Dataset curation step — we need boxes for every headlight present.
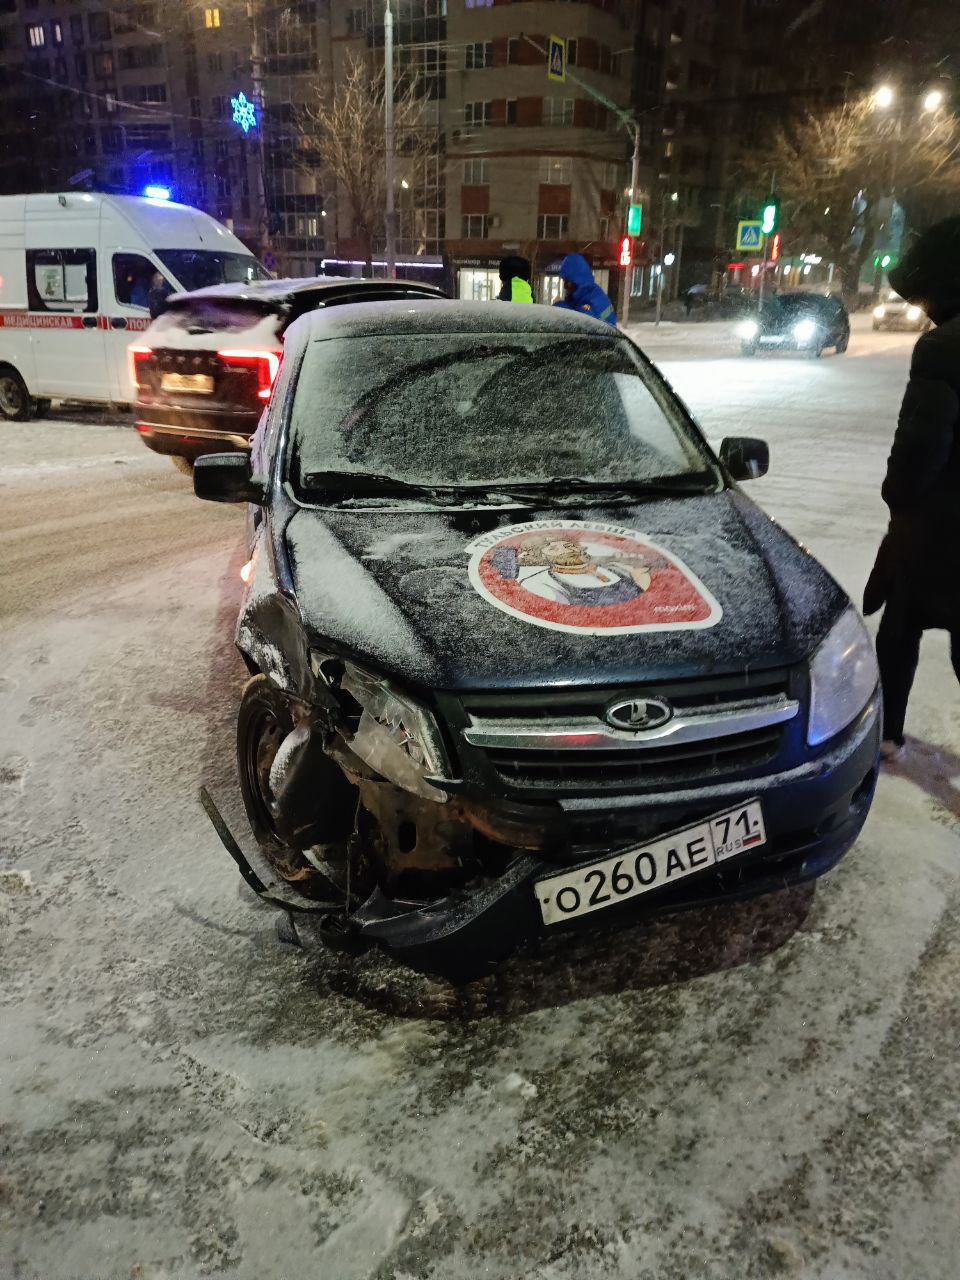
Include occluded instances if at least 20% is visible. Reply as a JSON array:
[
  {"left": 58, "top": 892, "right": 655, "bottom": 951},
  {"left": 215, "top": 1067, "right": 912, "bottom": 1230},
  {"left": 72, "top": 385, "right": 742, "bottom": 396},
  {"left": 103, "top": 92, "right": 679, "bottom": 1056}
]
[
  {"left": 335, "top": 661, "right": 450, "bottom": 801},
  {"left": 873, "top": 305, "right": 886, "bottom": 319},
  {"left": 907, "top": 306, "right": 922, "bottom": 321},
  {"left": 738, "top": 319, "right": 759, "bottom": 339},
  {"left": 807, "top": 607, "right": 879, "bottom": 746},
  {"left": 793, "top": 318, "right": 817, "bottom": 342}
]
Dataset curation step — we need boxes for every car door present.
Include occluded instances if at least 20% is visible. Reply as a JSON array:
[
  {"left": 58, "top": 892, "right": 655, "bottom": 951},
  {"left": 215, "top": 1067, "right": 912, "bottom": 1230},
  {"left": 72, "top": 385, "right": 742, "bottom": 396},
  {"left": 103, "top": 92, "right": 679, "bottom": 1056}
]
[
  {"left": 25, "top": 247, "right": 109, "bottom": 401},
  {"left": 106, "top": 250, "right": 176, "bottom": 401}
]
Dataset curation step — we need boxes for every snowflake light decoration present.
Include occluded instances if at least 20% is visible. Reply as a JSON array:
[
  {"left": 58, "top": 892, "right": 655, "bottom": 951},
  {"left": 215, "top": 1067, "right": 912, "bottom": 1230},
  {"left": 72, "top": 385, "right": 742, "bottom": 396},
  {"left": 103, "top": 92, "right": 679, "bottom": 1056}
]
[{"left": 231, "top": 92, "right": 257, "bottom": 135}]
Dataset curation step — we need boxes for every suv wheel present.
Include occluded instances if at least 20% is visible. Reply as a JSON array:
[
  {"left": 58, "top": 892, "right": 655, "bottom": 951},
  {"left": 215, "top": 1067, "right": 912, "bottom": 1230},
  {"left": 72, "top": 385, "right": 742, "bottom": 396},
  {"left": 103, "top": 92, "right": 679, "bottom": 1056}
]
[{"left": 0, "top": 368, "right": 32, "bottom": 421}]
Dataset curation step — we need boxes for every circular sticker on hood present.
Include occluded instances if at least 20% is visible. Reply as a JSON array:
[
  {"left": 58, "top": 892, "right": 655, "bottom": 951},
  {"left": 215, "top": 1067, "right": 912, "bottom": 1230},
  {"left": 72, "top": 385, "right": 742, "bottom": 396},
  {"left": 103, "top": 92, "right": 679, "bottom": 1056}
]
[{"left": 466, "top": 521, "right": 722, "bottom": 635}]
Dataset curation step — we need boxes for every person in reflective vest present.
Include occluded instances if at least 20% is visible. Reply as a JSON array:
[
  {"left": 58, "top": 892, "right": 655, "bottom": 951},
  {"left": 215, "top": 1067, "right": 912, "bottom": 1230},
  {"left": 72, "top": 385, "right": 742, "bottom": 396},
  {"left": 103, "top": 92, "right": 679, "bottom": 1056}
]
[
  {"left": 497, "top": 256, "right": 533, "bottom": 303},
  {"left": 552, "top": 253, "right": 616, "bottom": 325}
]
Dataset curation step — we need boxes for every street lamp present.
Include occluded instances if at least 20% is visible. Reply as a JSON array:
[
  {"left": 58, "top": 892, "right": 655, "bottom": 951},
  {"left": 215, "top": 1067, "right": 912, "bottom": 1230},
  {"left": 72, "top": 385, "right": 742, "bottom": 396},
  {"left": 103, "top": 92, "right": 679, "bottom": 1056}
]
[
  {"left": 873, "top": 84, "right": 895, "bottom": 109},
  {"left": 923, "top": 88, "right": 944, "bottom": 112}
]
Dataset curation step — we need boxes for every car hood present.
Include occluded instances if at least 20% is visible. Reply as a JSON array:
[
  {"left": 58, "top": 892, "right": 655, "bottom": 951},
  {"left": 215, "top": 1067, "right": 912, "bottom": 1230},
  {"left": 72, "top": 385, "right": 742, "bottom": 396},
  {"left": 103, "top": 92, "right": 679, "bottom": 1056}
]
[{"left": 284, "top": 492, "right": 846, "bottom": 691}]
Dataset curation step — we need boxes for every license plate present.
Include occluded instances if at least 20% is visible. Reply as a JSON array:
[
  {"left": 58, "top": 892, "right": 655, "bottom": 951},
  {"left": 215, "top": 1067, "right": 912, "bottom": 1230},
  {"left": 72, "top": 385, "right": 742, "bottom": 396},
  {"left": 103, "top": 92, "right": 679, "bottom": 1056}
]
[
  {"left": 536, "top": 800, "right": 767, "bottom": 926},
  {"left": 161, "top": 372, "right": 214, "bottom": 394}
]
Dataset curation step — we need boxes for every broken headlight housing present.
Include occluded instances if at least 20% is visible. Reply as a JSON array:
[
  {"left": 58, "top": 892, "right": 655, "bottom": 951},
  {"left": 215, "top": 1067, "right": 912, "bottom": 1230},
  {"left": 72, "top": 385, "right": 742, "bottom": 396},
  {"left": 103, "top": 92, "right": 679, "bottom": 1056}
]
[{"left": 311, "top": 652, "right": 451, "bottom": 801}]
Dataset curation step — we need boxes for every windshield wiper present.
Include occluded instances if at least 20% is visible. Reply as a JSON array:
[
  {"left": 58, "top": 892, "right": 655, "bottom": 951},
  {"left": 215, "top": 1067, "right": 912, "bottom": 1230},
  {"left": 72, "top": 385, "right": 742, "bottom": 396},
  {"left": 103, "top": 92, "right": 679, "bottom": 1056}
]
[
  {"left": 300, "top": 470, "right": 462, "bottom": 500},
  {"left": 480, "top": 475, "right": 719, "bottom": 500}
]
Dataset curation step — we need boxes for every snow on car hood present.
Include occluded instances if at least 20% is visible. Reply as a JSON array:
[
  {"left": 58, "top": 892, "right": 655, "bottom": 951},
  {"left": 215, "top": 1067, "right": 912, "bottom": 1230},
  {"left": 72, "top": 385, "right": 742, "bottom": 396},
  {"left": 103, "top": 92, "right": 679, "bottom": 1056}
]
[{"left": 283, "top": 492, "right": 847, "bottom": 691}]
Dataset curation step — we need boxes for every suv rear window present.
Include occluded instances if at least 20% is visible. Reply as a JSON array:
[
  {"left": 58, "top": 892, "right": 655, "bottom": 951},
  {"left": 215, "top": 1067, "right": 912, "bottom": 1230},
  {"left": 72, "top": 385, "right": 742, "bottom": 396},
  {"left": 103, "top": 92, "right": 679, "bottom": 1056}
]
[{"left": 149, "top": 298, "right": 281, "bottom": 336}]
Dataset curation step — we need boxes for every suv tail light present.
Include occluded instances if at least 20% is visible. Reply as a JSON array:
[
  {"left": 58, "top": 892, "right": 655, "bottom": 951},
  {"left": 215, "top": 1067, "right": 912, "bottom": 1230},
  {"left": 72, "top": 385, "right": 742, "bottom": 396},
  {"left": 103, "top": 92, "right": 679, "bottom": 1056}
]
[
  {"left": 128, "top": 344, "right": 153, "bottom": 389},
  {"left": 217, "top": 349, "right": 281, "bottom": 401}
]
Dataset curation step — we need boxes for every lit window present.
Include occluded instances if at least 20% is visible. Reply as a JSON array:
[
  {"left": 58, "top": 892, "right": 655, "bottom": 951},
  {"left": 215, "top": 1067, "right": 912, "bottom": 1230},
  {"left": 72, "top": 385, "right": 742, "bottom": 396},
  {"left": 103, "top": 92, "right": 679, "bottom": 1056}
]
[
  {"left": 204, "top": 7, "right": 221, "bottom": 28},
  {"left": 539, "top": 156, "right": 572, "bottom": 184},
  {"left": 27, "top": 24, "right": 45, "bottom": 48}
]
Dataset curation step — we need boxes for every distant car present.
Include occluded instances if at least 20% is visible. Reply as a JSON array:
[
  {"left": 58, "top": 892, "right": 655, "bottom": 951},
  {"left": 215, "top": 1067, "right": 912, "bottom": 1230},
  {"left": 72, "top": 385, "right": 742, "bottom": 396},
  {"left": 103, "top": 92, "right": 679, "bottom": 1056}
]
[
  {"left": 739, "top": 292, "right": 850, "bottom": 357},
  {"left": 131, "top": 276, "right": 446, "bottom": 470},
  {"left": 872, "top": 291, "right": 930, "bottom": 332},
  {"left": 193, "top": 299, "right": 880, "bottom": 977}
]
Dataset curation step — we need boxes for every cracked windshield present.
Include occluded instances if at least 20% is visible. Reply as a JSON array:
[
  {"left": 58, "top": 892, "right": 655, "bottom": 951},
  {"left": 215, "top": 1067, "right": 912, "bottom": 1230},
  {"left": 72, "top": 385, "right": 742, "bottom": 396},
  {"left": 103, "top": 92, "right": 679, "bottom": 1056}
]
[{"left": 1, "top": 0, "right": 957, "bottom": 1276}]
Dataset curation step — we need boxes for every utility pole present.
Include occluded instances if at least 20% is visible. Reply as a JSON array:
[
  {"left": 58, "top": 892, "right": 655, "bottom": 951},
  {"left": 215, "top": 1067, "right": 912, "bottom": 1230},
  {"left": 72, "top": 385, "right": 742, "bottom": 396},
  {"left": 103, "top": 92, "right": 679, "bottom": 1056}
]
[
  {"left": 618, "top": 125, "right": 641, "bottom": 328},
  {"left": 757, "top": 170, "right": 776, "bottom": 312},
  {"left": 246, "top": 0, "right": 272, "bottom": 260},
  {"left": 655, "top": 187, "right": 676, "bottom": 326},
  {"left": 384, "top": 0, "right": 397, "bottom": 279}
]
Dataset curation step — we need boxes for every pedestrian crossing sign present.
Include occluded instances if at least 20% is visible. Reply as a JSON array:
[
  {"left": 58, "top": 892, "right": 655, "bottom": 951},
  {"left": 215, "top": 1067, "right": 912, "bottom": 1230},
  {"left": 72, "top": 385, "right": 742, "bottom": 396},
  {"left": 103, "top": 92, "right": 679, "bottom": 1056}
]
[
  {"left": 736, "top": 220, "right": 763, "bottom": 252},
  {"left": 548, "top": 35, "right": 567, "bottom": 83}
]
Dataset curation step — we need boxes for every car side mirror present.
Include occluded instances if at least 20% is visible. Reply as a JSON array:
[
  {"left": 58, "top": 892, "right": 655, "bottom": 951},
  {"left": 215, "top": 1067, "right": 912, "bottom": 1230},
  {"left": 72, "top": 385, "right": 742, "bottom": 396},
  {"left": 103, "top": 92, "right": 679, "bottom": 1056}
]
[
  {"left": 194, "top": 453, "right": 266, "bottom": 504},
  {"left": 719, "top": 436, "right": 769, "bottom": 481}
]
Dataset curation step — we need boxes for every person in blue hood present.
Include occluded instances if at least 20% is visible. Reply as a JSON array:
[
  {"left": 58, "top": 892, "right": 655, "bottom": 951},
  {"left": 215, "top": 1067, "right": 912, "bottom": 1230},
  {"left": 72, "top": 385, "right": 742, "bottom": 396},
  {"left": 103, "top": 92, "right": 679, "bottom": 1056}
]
[{"left": 552, "top": 253, "right": 617, "bottom": 326}]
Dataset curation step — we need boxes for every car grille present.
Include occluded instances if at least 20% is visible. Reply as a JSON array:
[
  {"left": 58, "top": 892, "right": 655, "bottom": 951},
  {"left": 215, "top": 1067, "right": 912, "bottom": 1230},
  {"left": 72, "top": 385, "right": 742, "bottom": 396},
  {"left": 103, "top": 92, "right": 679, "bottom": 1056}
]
[{"left": 458, "top": 669, "right": 797, "bottom": 795}]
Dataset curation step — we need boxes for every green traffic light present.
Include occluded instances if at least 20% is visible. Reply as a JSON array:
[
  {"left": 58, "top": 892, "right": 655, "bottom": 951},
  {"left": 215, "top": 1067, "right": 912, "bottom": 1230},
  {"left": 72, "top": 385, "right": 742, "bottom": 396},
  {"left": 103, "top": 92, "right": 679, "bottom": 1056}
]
[
  {"left": 627, "top": 203, "right": 642, "bottom": 236},
  {"left": 881, "top": 254, "right": 892, "bottom": 269}
]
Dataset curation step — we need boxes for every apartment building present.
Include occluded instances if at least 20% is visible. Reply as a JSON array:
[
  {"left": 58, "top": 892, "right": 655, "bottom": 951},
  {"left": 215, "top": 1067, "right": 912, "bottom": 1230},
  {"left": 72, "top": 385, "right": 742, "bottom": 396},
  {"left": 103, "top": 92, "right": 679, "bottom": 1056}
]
[{"left": 445, "top": 0, "right": 637, "bottom": 301}]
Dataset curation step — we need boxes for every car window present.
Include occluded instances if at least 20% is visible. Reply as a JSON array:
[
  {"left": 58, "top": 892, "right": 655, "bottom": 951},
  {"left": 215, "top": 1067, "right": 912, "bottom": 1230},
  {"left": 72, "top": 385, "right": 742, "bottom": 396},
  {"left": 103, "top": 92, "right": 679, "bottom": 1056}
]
[
  {"left": 155, "top": 249, "right": 269, "bottom": 291},
  {"left": 288, "top": 333, "right": 716, "bottom": 492},
  {"left": 113, "top": 252, "right": 171, "bottom": 309}
]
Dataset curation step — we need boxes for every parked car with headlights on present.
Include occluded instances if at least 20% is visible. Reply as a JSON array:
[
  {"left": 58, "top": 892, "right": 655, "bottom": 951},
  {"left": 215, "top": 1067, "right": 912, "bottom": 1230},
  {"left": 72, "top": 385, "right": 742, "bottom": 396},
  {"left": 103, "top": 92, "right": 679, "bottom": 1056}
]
[
  {"left": 195, "top": 300, "right": 880, "bottom": 978},
  {"left": 739, "top": 292, "right": 850, "bottom": 357}
]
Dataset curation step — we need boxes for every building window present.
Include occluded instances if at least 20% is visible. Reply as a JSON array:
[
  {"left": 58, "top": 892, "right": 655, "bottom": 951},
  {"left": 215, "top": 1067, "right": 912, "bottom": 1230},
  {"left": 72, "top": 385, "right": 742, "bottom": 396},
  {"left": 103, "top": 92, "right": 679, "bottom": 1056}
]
[
  {"left": 602, "top": 161, "right": 621, "bottom": 190},
  {"left": 505, "top": 99, "right": 517, "bottom": 125},
  {"left": 463, "top": 101, "right": 491, "bottom": 128},
  {"left": 27, "top": 24, "right": 44, "bottom": 47},
  {"left": 463, "top": 157, "right": 489, "bottom": 185},
  {"left": 543, "top": 97, "right": 574, "bottom": 126},
  {"left": 207, "top": 51, "right": 223, "bottom": 72},
  {"left": 461, "top": 214, "right": 488, "bottom": 239},
  {"left": 204, "top": 7, "right": 221, "bottom": 28},
  {"left": 567, "top": 39, "right": 577, "bottom": 66},
  {"left": 93, "top": 52, "right": 114, "bottom": 77},
  {"left": 537, "top": 214, "right": 568, "bottom": 238},
  {"left": 599, "top": 216, "right": 610, "bottom": 240},
  {"left": 539, "top": 156, "right": 572, "bottom": 184},
  {"left": 465, "top": 40, "right": 492, "bottom": 69},
  {"left": 347, "top": 7, "right": 366, "bottom": 34},
  {"left": 70, "top": 14, "right": 84, "bottom": 44},
  {"left": 87, "top": 13, "right": 111, "bottom": 41},
  {"left": 50, "top": 20, "right": 62, "bottom": 45}
]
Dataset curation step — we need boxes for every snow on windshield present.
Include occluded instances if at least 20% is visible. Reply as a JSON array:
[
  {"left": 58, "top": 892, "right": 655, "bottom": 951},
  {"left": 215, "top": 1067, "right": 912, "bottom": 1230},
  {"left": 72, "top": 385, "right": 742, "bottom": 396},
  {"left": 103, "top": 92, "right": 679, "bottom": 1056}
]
[{"left": 289, "top": 334, "right": 713, "bottom": 490}]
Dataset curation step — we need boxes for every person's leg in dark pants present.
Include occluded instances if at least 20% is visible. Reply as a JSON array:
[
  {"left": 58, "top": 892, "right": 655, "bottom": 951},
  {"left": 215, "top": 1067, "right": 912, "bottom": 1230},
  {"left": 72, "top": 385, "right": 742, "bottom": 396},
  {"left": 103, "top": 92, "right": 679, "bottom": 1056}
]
[{"left": 876, "top": 597, "right": 924, "bottom": 744}]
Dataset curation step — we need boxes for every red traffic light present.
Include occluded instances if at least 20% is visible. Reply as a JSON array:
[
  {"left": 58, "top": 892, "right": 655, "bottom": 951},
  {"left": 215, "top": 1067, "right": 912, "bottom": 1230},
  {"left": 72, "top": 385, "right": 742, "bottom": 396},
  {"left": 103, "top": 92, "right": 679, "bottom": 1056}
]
[
  {"left": 770, "top": 232, "right": 781, "bottom": 263},
  {"left": 619, "top": 236, "right": 632, "bottom": 267}
]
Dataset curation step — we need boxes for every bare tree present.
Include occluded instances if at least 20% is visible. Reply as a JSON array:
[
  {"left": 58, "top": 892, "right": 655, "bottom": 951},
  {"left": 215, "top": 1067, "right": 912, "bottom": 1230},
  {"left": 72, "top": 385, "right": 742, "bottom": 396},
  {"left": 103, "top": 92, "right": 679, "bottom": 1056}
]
[
  {"left": 297, "top": 54, "right": 438, "bottom": 271},
  {"left": 731, "top": 94, "right": 960, "bottom": 299}
]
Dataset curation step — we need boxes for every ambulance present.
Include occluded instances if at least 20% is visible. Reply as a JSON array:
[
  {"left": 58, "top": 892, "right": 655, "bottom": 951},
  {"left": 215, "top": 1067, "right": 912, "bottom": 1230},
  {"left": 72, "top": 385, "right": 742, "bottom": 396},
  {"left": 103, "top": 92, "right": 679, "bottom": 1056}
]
[{"left": 0, "top": 192, "right": 264, "bottom": 420}]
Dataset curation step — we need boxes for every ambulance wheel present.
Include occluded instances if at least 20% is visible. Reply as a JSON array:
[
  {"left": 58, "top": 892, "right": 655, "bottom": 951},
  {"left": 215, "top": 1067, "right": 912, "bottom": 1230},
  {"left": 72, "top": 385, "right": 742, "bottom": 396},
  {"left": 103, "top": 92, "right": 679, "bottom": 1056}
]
[
  {"left": 172, "top": 456, "right": 194, "bottom": 476},
  {"left": 0, "top": 368, "right": 31, "bottom": 422},
  {"left": 33, "top": 398, "right": 52, "bottom": 418}
]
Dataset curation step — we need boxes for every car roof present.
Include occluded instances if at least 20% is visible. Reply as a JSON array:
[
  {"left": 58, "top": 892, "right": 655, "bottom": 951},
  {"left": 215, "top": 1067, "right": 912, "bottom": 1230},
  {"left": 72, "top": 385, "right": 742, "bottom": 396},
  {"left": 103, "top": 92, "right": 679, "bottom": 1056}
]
[
  {"left": 171, "top": 276, "right": 445, "bottom": 305},
  {"left": 296, "top": 298, "right": 618, "bottom": 342}
]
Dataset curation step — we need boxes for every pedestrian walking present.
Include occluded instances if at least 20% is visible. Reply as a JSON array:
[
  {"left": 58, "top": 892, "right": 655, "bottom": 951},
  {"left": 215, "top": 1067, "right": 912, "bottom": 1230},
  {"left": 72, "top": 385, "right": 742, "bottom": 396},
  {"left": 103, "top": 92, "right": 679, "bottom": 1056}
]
[
  {"left": 552, "top": 253, "right": 616, "bottom": 325},
  {"left": 863, "top": 218, "right": 960, "bottom": 761},
  {"left": 497, "top": 255, "right": 533, "bottom": 303}
]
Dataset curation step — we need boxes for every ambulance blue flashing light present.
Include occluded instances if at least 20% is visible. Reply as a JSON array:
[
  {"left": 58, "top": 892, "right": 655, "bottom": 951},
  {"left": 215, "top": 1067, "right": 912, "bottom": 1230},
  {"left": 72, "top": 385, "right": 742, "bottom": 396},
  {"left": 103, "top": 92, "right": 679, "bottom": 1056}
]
[{"left": 143, "top": 185, "right": 172, "bottom": 201}]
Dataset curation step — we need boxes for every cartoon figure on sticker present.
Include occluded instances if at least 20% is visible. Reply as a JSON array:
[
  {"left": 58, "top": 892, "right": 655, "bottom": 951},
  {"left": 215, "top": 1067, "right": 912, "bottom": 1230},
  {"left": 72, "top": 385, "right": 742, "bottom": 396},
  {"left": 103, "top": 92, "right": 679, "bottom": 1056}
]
[{"left": 467, "top": 522, "right": 722, "bottom": 635}]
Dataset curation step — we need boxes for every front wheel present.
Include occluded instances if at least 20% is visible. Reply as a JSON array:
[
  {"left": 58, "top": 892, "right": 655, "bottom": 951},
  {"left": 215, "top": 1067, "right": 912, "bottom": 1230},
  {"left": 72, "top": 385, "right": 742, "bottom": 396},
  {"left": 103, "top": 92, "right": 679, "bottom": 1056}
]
[
  {"left": 0, "top": 368, "right": 32, "bottom": 421},
  {"left": 836, "top": 333, "right": 849, "bottom": 354}
]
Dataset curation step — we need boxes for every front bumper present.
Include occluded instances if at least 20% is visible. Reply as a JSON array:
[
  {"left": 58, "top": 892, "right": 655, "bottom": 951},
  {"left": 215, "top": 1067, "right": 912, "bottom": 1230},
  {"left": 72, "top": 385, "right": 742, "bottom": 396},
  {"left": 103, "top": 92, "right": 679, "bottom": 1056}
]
[{"left": 290, "top": 695, "right": 881, "bottom": 976}]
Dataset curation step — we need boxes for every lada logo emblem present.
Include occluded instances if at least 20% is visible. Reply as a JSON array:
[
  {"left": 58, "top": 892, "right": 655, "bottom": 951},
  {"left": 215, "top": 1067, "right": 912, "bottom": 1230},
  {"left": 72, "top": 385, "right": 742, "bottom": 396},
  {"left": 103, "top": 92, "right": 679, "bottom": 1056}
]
[{"left": 606, "top": 697, "right": 673, "bottom": 732}]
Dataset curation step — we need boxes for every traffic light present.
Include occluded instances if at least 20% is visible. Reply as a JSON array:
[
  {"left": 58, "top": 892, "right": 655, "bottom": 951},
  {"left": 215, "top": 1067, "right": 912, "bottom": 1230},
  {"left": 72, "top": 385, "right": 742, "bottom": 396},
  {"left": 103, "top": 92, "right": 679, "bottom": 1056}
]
[
  {"left": 627, "top": 203, "right": 643, "bottom": 236},
  {"left": 760, "top": 195, "right": 780, "bottom": 236},
  {"left": 770, "top": 232, "right": 781, "bottom": 262},
  {"left": 619, "top": 236, "right": 632, "bottom": 267}
]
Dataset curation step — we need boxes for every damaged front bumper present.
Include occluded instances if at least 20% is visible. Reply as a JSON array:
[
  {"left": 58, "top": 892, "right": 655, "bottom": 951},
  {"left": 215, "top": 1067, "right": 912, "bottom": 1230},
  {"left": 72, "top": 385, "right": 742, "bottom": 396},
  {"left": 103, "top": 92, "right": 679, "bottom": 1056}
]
[{"left": 206, "top": 696, "right": 880, "bottom": 977}]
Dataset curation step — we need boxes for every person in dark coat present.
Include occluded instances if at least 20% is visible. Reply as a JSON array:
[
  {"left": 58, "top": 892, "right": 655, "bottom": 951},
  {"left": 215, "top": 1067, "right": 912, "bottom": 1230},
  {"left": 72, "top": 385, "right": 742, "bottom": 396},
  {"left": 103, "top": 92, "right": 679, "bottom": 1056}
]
[
  {"left": 552, "top": 253, "right": 616, "bottom": 325},
  {"left": 497, "top": 255, "right": 533, "bottom": 303},
  {"left": 863, "top": 217, "right": 960, "bottom": 760}
]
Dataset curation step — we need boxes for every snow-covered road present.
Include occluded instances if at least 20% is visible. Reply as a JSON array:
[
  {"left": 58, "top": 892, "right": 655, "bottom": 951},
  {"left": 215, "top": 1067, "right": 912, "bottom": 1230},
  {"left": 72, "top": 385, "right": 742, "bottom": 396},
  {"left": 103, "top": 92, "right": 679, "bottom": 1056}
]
[{"left": 3, "top": 320, "right": 960, "bottom": 1279}]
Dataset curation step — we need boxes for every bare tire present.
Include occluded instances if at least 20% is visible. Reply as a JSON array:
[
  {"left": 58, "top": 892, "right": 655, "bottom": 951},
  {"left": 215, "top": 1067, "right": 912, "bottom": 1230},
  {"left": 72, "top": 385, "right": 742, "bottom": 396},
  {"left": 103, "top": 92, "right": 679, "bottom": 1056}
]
[
  {"left": 0, "top": 368, "right": 32, "bottom": 422},
  {"left": 172, "top": 456, "right": 194, "bottom": 476}
]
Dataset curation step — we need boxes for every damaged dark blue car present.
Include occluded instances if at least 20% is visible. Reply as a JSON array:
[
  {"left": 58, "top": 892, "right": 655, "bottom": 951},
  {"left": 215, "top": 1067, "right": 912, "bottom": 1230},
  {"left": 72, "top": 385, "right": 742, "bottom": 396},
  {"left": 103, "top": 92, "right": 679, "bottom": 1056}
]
[{"left": 195, "top": 301, "right": 880, "bottom": 978}]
